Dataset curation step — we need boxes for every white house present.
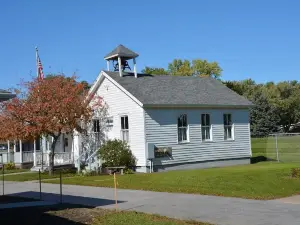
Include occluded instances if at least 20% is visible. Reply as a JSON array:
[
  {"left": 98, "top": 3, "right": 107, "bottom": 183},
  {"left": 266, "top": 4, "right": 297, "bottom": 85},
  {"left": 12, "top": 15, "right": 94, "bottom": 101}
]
[
  {"left": 80, "top": 45, "right": 253, "bottom": 173},
  {"left": 1, "top": 46, "right": 253, "bottom": 173}
]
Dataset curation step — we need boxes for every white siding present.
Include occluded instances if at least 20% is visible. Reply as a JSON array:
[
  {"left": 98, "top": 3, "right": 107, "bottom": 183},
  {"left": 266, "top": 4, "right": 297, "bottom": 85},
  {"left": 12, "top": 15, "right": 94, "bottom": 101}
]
[
  {"left": 96, "top": 77, "right": 146, "bottom": 166},
  {"left": 145, "top": 108, "right": 251, "bottom": 166}
]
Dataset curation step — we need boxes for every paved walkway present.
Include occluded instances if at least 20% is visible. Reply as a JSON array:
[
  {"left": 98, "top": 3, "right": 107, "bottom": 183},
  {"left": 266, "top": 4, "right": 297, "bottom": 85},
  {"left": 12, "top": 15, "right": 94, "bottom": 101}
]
[{"left": 3, "top": 181, "right": 300, "bottom": 225}]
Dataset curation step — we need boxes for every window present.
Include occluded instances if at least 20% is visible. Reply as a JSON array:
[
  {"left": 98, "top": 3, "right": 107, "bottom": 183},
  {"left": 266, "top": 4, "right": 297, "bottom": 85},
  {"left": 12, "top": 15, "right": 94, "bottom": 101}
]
[
  {"left": 106, "top": 117, "right": 113, "bottom": 128},
  {"left": 201, "top": 114, "right": 211, "bottom": 141},
  {"left": 64, "top": 138, "right": 68, "bottom": 147},
  {"left": 120, "top": 115, "right": 129, "bottom": 142},
  {"left": 178, "top": 114, "right": 188, "bottom": 142},
  {"left": 224, "top": 114, "right": 233, "bottom": 140},
  {"left": 93, "top": 119, "right": 100, "bottom": 133}
]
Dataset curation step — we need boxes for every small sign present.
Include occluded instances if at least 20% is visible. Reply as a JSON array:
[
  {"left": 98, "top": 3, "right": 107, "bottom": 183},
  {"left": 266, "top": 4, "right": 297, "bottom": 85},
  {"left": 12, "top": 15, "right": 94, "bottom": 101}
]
[{"left": 154, "top": 147, "right": 172, "bottom": 158}]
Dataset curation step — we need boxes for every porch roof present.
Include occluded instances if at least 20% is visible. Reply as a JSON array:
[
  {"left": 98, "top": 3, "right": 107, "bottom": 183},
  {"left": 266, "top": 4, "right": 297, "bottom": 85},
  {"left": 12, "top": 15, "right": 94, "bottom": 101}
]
[{"left": 0, "top": 89, "right": 15, "bottom": 102}]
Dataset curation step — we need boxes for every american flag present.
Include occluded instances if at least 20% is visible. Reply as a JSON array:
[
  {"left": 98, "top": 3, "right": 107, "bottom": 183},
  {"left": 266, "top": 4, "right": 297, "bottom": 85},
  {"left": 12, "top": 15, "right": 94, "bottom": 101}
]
[{"left": 36, "top": 48, "right": 44, "bottom": 80}]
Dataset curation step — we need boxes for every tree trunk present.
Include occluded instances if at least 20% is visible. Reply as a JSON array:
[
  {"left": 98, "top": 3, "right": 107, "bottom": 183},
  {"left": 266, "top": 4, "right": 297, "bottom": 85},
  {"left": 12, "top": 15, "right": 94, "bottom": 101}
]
[
  {"left": 283, "top": 124, "right": 290, "bottom": 133},
  {"left": 49, "top": 135, "right": 59, "bottom": 176}
]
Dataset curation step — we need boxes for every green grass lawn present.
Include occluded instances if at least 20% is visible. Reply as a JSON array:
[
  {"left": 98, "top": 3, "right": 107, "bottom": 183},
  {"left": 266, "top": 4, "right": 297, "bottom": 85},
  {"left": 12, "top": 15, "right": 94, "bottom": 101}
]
[
  {"left": 93, "top": 211, "right": 210, "bottom": 225},
  {"left": 0, "top": 203, "right": 211, "bottom": 225},
  {"left": 251, "top": 135, "right": 300, "bottom": 162},
  {"left": 43, "top": 162, "right": 300, "bottom": 200},
  {"left": 2, "top": 171, "right": 77, "bottom": 181},
  {"left": 3, "top": 169, "right": 30, "bottom": 174}
]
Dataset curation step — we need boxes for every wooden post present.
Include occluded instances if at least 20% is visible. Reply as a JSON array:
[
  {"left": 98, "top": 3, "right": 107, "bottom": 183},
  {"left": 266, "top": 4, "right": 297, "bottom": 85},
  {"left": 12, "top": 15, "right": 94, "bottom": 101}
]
[
  {"left": 13, "top": 140, "right": 16, "bottom": 153},
  {"left": 2, "top": 155, "right": 4, "bottom": 196},
  {"left": 118, "top": 56, "right": 122, "bottom": 77},
  {"left": 60, "top": 171, "right": 62, "bottom": 204},
  {"left": 107, "top": 61, "right": 110, "bottom": 71},
  {"left": 133, "top": 58, "right": 137, "bottom": 78},
  {"left": 114, "top": 172, "right": 118, "bottom": 210},
  {"left": 39, "top": 169, "right": 42, "bottom": 200},
  {"left": 33, "top": 140, "right": 37, "bottom": 167}
]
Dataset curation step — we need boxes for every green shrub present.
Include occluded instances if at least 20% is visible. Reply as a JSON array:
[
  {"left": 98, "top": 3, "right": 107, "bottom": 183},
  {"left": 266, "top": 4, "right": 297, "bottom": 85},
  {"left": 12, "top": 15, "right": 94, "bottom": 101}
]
[
  {"left": 124, "top": 168, "right": 134, "bottom": 174},
  {"left": 98, "top": 139, "right": 137, "bottom": 168},
  {"left": 5, "top": 162, "right": 16, "bottom": 170},
  {"left": 291, "top": 168, "right": 300, "bottom": 178}
]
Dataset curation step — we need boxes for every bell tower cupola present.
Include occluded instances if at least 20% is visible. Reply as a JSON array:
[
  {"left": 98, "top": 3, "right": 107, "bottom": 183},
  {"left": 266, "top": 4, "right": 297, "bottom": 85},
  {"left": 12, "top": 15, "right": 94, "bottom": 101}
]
[{"left": 104, "top": 44, "right": 139, "bottom": 78}]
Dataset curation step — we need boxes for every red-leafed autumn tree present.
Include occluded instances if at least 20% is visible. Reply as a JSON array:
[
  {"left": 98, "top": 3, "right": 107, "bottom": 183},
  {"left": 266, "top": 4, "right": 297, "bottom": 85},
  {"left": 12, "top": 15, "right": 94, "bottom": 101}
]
[{"left": 0, "top": 75, "right": 102, "bottom": 175}]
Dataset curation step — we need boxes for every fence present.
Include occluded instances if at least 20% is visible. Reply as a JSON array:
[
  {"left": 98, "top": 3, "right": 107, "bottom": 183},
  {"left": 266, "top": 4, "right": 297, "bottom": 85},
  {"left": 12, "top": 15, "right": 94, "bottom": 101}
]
[
  {"left": 0, "top": 152, "right": 14, "bottom": 164},
  {"left": 22, "top": 151, "right": 34, "bottom": 163},
  {"left": 252, "top": 133, "right": 300, "bottom": 162},
  {"left": 54, "top": 152, "right": 72, "bottom": 165}
]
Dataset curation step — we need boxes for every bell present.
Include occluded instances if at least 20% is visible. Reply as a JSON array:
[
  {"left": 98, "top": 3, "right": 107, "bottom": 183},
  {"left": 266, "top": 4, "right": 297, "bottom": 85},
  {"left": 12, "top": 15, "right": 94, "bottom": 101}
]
[{"left": 113, "top": 59, "right": 131, "bottom": 71}]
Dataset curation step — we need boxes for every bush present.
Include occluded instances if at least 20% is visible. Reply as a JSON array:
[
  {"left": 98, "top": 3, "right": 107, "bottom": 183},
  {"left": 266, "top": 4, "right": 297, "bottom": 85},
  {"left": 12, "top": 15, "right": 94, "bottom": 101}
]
[
  {"left": 5, "top": 162, "right": 16, "bottom": 170},
  {"left": 124, "top": 168, "right": 134, "bottom": 174},
  {"left": 98, "top": 139, "right": 137, "bottom": 168},
  {"left": 291, "top": 168, "right": 300, "bottom": 178}
]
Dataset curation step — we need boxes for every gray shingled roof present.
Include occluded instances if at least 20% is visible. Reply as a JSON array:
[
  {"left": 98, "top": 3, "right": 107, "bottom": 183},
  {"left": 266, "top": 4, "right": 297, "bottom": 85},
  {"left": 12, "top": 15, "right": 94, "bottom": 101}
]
[
  {"left": 104, "top": 45, "right": 139, "bottom": 60},
  {"left": 0, "top": 89, "right": 15, "bottom": 102},
  {"left": 104, "top": 71, "right": 253, "bottom": 107}
]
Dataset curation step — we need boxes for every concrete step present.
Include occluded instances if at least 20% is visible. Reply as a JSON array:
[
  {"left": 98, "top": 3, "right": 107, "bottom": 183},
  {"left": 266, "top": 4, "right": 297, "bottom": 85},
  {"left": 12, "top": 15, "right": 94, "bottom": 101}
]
[{"left": 30, "top": 166, "right": 48, "bottom": 172}]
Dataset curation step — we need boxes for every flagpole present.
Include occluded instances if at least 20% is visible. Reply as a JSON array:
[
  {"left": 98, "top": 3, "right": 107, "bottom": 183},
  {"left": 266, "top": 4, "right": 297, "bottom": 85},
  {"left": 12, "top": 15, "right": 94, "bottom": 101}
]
[
  {"left": 35, "top": 46, "right": 39, "bottom": 78},
  {"left": 35, "top": 46, "right": 39, "bottom": 169}
]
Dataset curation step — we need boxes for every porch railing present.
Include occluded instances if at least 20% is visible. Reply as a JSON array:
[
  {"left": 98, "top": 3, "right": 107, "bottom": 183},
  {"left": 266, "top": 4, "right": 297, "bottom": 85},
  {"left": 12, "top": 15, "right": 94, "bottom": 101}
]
[
  {"left": 36, "top": 151, "right": 48, "bottom": 166},
  {"left": 0, "top": 152, "right": 14, "bottom": 164},
  {"left": 54, "top": 152, "right": 73, "bottom": 165},
  {"left": 22, "top": 151, "right": 34, "bottom": 163}
]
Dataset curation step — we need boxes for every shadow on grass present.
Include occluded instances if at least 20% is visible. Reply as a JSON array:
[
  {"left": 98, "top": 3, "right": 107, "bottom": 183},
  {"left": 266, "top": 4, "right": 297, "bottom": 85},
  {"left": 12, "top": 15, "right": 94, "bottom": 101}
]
[
  {"left": 0, "top": 192, "right": 126, "bottom": 225},
  {"left": 0, "top": 203, "right": 93, "bottom": 225}
]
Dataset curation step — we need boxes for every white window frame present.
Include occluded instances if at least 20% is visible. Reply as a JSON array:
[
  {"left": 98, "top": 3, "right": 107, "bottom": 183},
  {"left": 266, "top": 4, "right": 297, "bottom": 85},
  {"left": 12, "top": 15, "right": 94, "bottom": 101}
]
[
  {"left": 120, "top": 115, "right": 129, "bottom": 142},
  {"left": 106, "top": 116, "right": 114, "bottom": 128},
  {"left": 92, "top": 118, "right": 101, "bottom": 141},
  {"left": 177, "top": 114, "right": 189, "bottom": 143},
  {"left": 201, "top": 114, "right": 212, "bottom": 141},
  {"left": 224, "top": 114, "right": 234, "bottom": 140},
  {"left": 92, "top": 119, "right": 101, "bottom": 133}
]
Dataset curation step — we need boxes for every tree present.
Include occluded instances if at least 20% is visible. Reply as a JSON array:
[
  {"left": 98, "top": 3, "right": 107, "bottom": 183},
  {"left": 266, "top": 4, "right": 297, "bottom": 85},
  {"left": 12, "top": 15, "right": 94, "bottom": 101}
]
[
  {"left": 141, "top": 67, "right": 169, "bottom": 75},
  {"left": 192, "top": 59, "right": 222, "bottom": 78},
  {"left": 263, "top": 81, "right": 300, "bottom": 132},
  {"left": 143, "top": 58, "right": 222, "bottom": 78},
  {"left": 0, "top": 75, "right": 100, "bottom": 175},
  {"left": 250, "top": 91, "right": 280, "bottom": 136},
  {"left": 46, "top": 74, "right": 91, "bottom": 90},
  {"left": 168, "top": 59, "right": 193, "bottom": 76}
]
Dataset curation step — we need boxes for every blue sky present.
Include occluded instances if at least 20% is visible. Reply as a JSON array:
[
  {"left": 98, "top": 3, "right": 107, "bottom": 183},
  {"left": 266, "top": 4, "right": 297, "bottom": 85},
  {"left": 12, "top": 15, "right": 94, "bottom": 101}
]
[{"left": 1, "top": 0, "right": 300, "bottom": 89}]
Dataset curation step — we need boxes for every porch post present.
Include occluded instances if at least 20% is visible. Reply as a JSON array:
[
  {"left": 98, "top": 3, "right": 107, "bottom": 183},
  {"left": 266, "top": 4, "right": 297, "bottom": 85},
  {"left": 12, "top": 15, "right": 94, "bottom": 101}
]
[
  {"left": 7, "top": 140, "right": 10, "bottom": 162},
  {"left": 13, "top": 140, "right": 16, "bottom": 153},
  {"left": 47, "top": 137, "right": 50, "bottom": 166},
  {"left": 7, "top": 140, "right": 10, "bottom": 153},
  {"left": 33, "top": 140, "right": 37, "bottom": 167},
  {"left": 72, "top": 135, "right": 75, "bottom": 164},
  {"left": 19, "top": 140, "right": 23, "bottom": 163}
]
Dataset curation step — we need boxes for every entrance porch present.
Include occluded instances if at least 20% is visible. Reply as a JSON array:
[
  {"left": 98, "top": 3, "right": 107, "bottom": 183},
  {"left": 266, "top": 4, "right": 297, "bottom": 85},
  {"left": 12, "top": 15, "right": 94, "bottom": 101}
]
[{"left": 0, "top": 134, "right": 75, "bottom": 171}]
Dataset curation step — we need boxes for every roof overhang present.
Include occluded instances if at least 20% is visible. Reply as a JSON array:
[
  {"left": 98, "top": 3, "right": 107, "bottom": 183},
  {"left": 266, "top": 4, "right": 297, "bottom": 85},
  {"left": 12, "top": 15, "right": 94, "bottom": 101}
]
[
  {"left": 143, "top": 104, "right": 254, "bottom": 109},
  {"left": 87, "top": 71, "right": 144, "bottom": 107},
  {"left": 0, "top": 92, "right": 16, "bottom": 102}
]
